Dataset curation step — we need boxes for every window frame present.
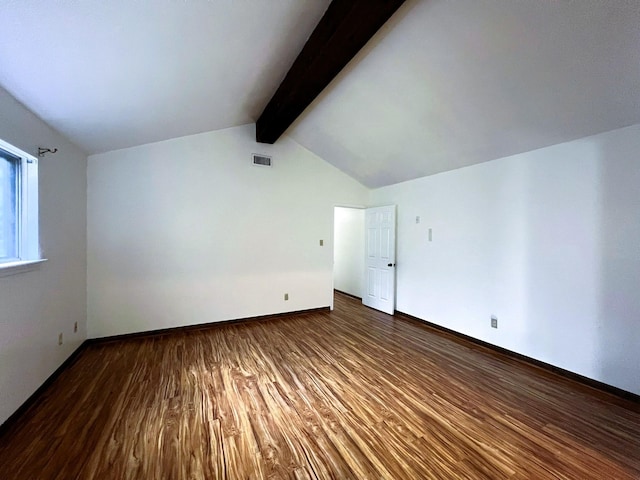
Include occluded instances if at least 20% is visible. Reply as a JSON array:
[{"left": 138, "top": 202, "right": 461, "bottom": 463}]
[
  {"left": 0, "top": 148, "right": 19, "bottom": 262},
  {"left": 0, "top": 138, "right": 44, "bottom": 276}
]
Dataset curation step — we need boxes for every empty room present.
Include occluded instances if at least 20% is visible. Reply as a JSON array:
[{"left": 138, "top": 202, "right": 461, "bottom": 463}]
[{"left": 1, "top": 0, "right": 639, "bottom": 478}]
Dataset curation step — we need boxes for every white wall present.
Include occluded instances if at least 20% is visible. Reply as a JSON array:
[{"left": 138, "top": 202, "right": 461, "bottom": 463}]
[
  {"left": 87, "top": 124, "right": 368, "bottom": 338},
  {"left": 371, "top": 124, "right": 640, "bottom": 395},
  {"left": 0, "top": 87, "right": 87, "bottom": 424},
  {"left": 333, "top": 207, "right": 364, "bottom": 297}
]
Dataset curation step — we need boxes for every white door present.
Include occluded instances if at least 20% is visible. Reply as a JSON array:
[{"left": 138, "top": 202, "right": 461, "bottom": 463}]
[{"left": 363, "top": 205, "right": 396, "bottom": 314}]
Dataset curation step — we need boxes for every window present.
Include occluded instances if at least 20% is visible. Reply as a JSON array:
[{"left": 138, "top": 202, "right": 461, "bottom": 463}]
[{"left": 0, "top": 138, "right": 40, "bottom": 271}]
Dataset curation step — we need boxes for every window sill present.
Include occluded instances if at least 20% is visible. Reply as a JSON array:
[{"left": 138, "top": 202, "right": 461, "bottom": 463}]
[{"left": 0, "top": 259, "right": 48, "bottom": 278}]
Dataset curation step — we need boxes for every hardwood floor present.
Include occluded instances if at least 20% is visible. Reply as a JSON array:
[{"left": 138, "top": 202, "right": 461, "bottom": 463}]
[{"left": 1, "top": 292, "right": 639, "bottom": 479}]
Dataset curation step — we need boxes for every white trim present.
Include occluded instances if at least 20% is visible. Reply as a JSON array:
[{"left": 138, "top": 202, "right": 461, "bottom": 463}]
[{"left": 0, "top": 258, "right": 47, "bottom": 277}]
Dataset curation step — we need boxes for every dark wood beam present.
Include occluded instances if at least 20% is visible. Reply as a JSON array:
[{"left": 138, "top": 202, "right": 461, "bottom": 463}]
[{"left": 256, "top": 0, "right": 406, "bottom": 144}]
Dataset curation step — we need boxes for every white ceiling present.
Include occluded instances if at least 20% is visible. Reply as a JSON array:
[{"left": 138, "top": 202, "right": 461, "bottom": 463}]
[
  {"left": 0, "top": 0, "right": 330, "bottom": 154},
  {"left": 2, "top": 1, "right": 640, "bottom": 188},
  {"left": 289, "top": 0, "right": 640, "bottom": 187}
]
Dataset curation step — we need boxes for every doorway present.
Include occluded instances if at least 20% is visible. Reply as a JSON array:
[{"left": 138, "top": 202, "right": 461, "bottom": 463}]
[
  {"left": 333, "top": 206, "right": 365, "bottom": 299},
  {"left": 333, "top": 205, "right": 397, "bottom": 314}
]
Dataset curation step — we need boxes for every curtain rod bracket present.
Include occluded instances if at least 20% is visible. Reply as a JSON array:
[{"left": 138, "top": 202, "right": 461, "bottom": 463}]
[{"left": 37, "top": 147, "right": 58, "bottom": 157}]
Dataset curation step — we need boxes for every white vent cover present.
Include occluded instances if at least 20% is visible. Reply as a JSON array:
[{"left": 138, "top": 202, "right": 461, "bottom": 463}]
[{"left": 252, "top": 154, "right": 272, "bottom": 167}]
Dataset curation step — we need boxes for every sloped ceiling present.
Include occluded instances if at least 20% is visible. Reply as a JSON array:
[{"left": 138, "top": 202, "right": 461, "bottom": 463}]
[
  {"left": 289, "top": 0, "right": 640, "bottom": 187},
  {"left": 0, "top": 0, "right": 331, "bottom": 154},
  {"left": 1, "top": 1, "right": 639, "bottom": 188}
]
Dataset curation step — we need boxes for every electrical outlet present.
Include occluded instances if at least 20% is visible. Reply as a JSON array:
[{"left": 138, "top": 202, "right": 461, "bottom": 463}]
[
  {"left": 491, "top": 316, "right": 498, "bottom": 329},
  {"left": 74, "top": 321, "right": 78, "bottom": 333},
  {"left": 58, "top": 333, "right": 63, "bottom": 345},
  {"left": 428, "top": 228, "right": 433, "bottom": 242},
  {"left": 416, "top": 216, "right": 420, "bottom": 224},
  {"left": 284, "top": 293, "right": 289, "bottom": 301}
]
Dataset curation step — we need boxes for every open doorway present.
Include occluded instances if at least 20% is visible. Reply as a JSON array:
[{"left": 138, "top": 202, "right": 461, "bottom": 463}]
[{"left": 333, "top": 206, "right": 365, "bottom": 299}]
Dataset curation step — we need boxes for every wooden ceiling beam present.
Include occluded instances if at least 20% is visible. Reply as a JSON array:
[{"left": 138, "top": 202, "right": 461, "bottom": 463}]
[{"left": 256, "top": 0, "right": 406, "bottom": 144}]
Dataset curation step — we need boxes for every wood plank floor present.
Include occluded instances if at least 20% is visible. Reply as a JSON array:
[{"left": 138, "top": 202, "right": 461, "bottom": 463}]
[{"left": 1, "top": 292, "right": 639, "bottom": 479}]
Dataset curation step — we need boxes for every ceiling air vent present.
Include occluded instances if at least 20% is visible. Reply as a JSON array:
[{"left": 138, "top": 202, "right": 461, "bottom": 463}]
[{"left": 252, "top": 154, "right": 272, "bottom": 167}]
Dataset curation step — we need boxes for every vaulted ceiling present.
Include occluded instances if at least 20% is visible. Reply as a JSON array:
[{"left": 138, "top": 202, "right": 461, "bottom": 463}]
[
  {"left": 2, "top": 1, "right": 639, "bottom": 188},
  {"left": 0, "top": 0, "right": 331, "bottom": 154}
]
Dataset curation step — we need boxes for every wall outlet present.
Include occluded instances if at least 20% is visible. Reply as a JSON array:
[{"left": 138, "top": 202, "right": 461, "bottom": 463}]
[
  {"left": 491, "top": 316, "right": 498, "bottom": 329},
  {"left": 58, "top": 333, "right": 63, "bottom": 345},
  {"left": 416, "top": 216, "right": 420, "bottom": 224},
  {"left": 284, "top": 293, "right": 289, "bottom": 301},
  {"left": 428, "top": 228, "right": 433, "bottom": 242},
  {"left": 74, "top": 321, "right": 78, "bottom": 333}
]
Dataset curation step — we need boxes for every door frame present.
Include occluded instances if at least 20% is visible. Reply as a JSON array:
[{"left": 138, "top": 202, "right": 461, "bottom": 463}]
[{"left": 331, "top": 204, "right": 366, "bottom": 311}]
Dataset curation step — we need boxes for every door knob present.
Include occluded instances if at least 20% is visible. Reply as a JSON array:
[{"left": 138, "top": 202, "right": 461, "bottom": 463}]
[{"left": 387, "top": 263, "right": 396, "bottom": 267}]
